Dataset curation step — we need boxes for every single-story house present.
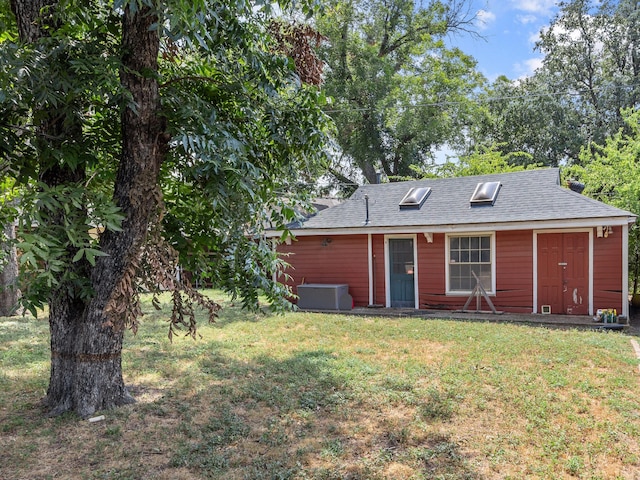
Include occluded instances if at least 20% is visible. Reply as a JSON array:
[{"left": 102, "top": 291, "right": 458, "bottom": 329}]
[{"left": 271, "top": 168, "right": 637, "bottom": 317}]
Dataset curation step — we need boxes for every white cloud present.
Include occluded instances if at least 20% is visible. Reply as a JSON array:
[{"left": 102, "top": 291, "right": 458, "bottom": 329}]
[
  {"left": 476, "top": 9, "right": 496, "bottom": 31},
  {"left": 510, "top": 0, "right": 557, "bottom": 14},
  {"left": 547, "top": 23, "right": 585, "bottom": 42},
  {"left": 516, "top": 14, "right": 538, "bottom": 25},
  {"left": 514, "top": 57, "right": 544, "bottom": 79}
]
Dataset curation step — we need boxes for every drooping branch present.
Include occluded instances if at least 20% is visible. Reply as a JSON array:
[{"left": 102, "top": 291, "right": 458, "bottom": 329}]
[
  {"left": 329, "top": 167, "right": 357, "bottom": 189},
  {"left": 268, "top": 21, "right": 327, "bottom": 86},
  {"left": 99, "top": 1, "right": 220, "bottom": 336}
]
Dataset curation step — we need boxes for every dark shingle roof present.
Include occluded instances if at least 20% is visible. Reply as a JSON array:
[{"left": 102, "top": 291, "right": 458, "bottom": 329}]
[{"left": 297, "top": 168, "right": 635, "bottom": 231}]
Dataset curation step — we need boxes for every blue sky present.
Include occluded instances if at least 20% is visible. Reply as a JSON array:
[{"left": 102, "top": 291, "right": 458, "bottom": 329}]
[{"left": 448, "top": 0, "right": 560, "bottom": 81}]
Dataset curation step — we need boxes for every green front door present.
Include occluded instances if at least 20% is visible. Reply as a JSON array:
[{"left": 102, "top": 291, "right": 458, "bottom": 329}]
[{"left": 389, "top": 238, "right": 415, "bottom": 308}]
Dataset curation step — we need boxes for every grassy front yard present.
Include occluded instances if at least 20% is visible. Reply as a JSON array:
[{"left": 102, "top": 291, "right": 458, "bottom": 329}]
[{"left": 1, "top": 291, "right": 639, "bottom": 479}]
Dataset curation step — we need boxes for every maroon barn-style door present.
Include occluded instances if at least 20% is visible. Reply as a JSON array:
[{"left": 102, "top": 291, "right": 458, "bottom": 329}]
[{"left": 537, "top": 232, "right": 589, "bottom": 315}]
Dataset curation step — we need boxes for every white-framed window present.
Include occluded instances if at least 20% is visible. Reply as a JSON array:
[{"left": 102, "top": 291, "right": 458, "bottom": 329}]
[{"left": 446, "top": 233, "right": 495, "bottom": 294}]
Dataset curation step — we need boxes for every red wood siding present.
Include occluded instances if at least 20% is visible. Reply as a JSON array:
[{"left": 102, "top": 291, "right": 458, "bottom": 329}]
[
  {"left": 417, "top": 233, "right": 452, "bottom": 309},
  {"left": 278, "top": 235, "right": 369, "bottom": 306},
  {"left": 495, "top": 230, "right": 534, "bottom": 313},
  {"left": 279, "top": 227, "right": 626, "bottom": 315},
  {"left": 416, "top": 231, "right": 534, "bottom": 312},
  {"left": 593, "top": 227, "right": 624, "bottom": 313},
  {"left": 371, "top": 235, "right": 386, "bottom": 306}
]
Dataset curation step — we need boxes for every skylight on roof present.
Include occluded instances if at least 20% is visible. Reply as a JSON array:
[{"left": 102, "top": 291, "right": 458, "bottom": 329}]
[
  {"left": 399, "top": 187, "right": 431, "bottom": 209},
  {"left": 470, "top": 181, "right": 501, "bottom": 206}
]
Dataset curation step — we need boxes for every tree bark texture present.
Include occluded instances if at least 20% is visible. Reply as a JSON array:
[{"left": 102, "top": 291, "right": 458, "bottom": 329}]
[
  {"left": 0, "top": 215, "right": 19, "bottom": 317},
  {"left": 10, "top": 0, "right": 57, "bottom": 43},
  {"left": 44, "top": 289, "right": 134, "bottom": 417},
  {"left": 48, "top": 3, "right": 166, "bottom": 417},
  {"left": 11, "top": 0, "right": 166, "bottom": 416}
]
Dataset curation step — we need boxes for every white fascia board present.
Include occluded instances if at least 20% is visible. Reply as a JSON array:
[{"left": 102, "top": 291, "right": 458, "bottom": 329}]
[{"left": 267, "top": 216, "right": 635, "bottom": 238}]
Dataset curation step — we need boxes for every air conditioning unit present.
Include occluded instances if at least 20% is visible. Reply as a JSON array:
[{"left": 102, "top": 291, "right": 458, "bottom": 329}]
[{"left": 297, "top": 284, "right": 352, "bottom": 310}]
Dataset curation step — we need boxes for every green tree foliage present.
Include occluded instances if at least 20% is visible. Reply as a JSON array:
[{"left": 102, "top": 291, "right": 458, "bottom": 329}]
[
  {"left": 469, "top": 74, "right": 585, "bottom": 167},
  {"left": 414, "top": 143, "right": 538, "bottom": 178},
  {"left": 154, "top": 7, "right": 331, "bottom": 310},
  {"left": 316, "top": 0, "right": 484, "bottom": 191},
  {"left": 473, "top": 0, "right": 640, "bottom": 169},
  {"left": 566, "top": 108, "right": 640, "bottom": 293},
  {"left": 537, "top": 0, "right": 640, "bottom": 152},
  {"left": 468, "top": 0, "right": 639, "bottom": 167},
  {"left": 0, "top": 0, "right": 330, "bottom": 416}
]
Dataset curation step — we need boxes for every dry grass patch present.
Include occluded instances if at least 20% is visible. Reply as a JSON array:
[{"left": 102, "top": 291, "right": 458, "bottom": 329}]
[{"left": 1, "top": 291, "right": 640, "bottom": 479}]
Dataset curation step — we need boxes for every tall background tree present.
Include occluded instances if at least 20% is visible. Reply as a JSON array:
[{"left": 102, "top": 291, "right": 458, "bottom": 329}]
[
  {"left": 538, "top": 0, "right": 640, "bottom": 153},
  {"left": 467, "top": 74, "right": 585, "bottom": 167},
  {"left": 469, "top": 0, "right": 640, "bottom": 167},
  {"left": 0, "top": 0, "right": 330, "bottom": 417},
  {"left": 415, "top": 143, "right": 537, "bottom": 178},
  {"left": 316, "top": 0, "right": 484, "bottom": 191}
]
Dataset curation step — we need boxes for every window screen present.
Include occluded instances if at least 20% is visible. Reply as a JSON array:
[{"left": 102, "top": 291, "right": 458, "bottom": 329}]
[{"left": 448, "top": 235, "right": 493, "bottom": 292}]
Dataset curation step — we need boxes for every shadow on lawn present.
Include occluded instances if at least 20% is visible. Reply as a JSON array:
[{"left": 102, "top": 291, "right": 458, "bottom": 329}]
[
  {"left": 142, "top": 347, "right": 481, "bottom": 479},
  {"left": 625, "top": 306, "right": 640, "bottom": 336},
  {"left": 0, "top": 314, "right": 482, "bottom": 480}
]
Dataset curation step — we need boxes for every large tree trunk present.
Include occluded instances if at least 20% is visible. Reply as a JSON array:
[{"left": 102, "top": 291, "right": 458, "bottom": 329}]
[
  {"left": 0, "top": 214, "right": 19, "bottom": 317},
  {"left": 46, "top": 2, "right": 165, "bottom": 417},
  {"left": 11, "top": 0, "right": 166, "bottom": 417},
  {"left": 44, "top": 290, "right": 134, "bottom": 417}
]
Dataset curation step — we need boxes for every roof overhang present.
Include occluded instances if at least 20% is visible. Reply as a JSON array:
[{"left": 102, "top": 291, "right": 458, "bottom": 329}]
[{"left": 266, "top": 215, "right": 637, "bottom": 238}]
